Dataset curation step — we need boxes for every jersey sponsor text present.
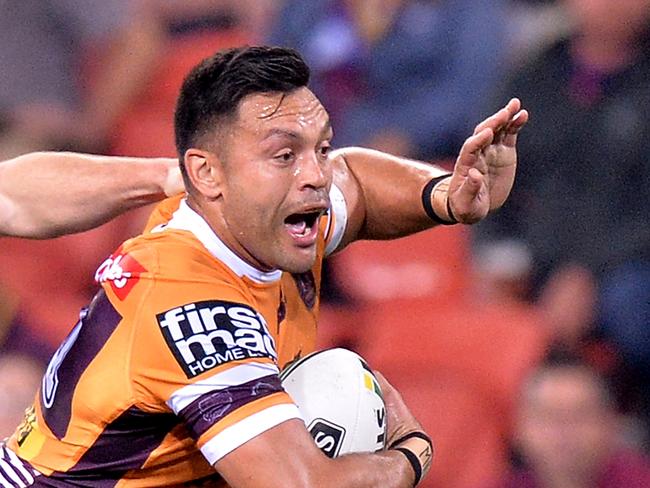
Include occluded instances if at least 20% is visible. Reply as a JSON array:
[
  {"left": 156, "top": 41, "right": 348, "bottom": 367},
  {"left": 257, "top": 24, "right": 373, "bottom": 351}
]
[{"left": 157, "top": 300, "right": 278, "bottom": 378}]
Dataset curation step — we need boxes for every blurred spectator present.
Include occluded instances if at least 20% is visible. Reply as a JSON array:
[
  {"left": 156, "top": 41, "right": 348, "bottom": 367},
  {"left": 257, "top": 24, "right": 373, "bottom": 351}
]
[
  {"left": 485, "top": 355, "right": 650, "bottom": 488},
  {"left": 472, "top": 239, "right": 535, "bottom": 305},
  {"left": 599, "top": 261, "right": 650, "bottom": 440},
  {"left": 474, "top": 0, "right": 650, "bottom": 430},
  {"left": 0, "top": 0, "right": 165, "bottom": 157},
  {"left": 536, "top": 264, "right": 598, "bottom": 348},
  {"left": 0, "top": 353, "right": 43, "bottom": 439},
  {"left": 269, "top": 0, "right": 509, "bottom": 160}
]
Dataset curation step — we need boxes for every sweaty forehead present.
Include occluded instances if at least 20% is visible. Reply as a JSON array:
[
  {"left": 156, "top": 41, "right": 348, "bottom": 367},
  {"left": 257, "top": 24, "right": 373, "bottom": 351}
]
[{"left": 235, "top": 87, "right": 329, "bottom": 134}]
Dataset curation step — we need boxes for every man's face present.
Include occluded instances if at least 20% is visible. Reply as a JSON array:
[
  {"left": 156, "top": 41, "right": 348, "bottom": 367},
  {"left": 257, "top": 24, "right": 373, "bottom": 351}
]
[
  {"left": 565, "top": 0, "right": 650, "bottom": 40},
  {"left": 206, "top": 87, "right": 333, "bottom": 274},
  {"left": 515, "top": 368, "right": 616, "bottom": 479}
]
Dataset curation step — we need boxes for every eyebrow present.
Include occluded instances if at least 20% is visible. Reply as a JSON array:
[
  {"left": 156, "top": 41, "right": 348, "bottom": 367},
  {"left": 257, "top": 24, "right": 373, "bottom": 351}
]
[
  {"left": 262, "top": 128, "right": 299, "bottom": 141},
  {"left": 262, "top": 119, "right": 333, "bottom": 142}
]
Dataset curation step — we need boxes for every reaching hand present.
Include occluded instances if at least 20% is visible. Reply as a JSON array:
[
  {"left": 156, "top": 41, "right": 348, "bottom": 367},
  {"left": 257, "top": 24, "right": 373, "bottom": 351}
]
[
  {"left": 447, "top": 98, "right": 528, "bottom": 224},
  {"left": 162, "top": 159, "right": 184, "bottom": 197}
]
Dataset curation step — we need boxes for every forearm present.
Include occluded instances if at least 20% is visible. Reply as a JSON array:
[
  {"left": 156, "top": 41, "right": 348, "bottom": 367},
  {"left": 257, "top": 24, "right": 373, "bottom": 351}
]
[
  {"left": 324, "top": 450, "right": 415, "bottom": 487},
  {"left": 215, "top": 418, "right": 428, "bottom": 488},
  {"left": 0, "top": 152, "right": 180, "bottom": 238},
  {"left": 334, "top": 147, "right": 449, "bottom": 242},
  {"left": 334, "top": 99, "right": 526, "bottom": 244},
  {"left": 221, "top": 450, "right": 414, "bottom": 488}
]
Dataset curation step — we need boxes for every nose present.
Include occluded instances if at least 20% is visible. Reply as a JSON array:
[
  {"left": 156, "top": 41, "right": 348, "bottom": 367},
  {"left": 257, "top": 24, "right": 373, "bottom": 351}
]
[{"left": 296, "top": 153, "right": 329, "bottom": 191}]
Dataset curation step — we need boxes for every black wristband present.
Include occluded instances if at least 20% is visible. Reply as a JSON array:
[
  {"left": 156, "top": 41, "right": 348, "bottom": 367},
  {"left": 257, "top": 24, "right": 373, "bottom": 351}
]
[
  {"left": 388, "top": 431, "right": 433, "bottom": 450},
  {"left": 394, "top": 447, "right": 423, "bottom": 486},
  {"left": 446, "top": 192, "right": 458, "bottom": 223},
  {"left": 421, "top": 174, "right": 456, "bottom": 225}
]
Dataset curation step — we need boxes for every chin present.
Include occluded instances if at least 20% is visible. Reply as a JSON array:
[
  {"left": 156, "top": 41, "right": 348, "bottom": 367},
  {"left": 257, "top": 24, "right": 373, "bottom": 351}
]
[
  {"left": 277, "top": 250, "right": 317, "bottom": 274},
  {"left": 280, "top": 261, "right": 315, "bottom": 274}
]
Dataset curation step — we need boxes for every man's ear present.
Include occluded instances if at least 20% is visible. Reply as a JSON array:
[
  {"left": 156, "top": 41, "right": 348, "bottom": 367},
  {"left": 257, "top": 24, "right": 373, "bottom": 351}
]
[{"left": 183, "top": 148, "right": 223, "bottom": 199}]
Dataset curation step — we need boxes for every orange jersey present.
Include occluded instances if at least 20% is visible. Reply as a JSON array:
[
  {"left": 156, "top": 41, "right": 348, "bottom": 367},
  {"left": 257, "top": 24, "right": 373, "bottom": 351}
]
[{"left": 6, "top": 187, "right": 348, "bottom": 487}]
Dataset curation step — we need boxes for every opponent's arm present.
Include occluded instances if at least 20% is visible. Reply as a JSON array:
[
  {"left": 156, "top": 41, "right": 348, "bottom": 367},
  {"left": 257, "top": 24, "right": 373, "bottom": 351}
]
[
  {"left": 215, "top": 373, "right": 432, "bottom": 488},
  {"left": 0, "top": 152, "right": 182, "bottom": 238},
  {"left": 333, "top": 98, "right": 528, "bottom": 248}
]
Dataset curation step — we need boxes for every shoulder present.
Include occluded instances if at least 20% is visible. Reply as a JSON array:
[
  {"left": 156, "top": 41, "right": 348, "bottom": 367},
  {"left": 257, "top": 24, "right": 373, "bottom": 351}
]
[
  {"left": 96, "top": 228, "right": 252, "bottom": 331},
  {"left": 605, "top": 450, "right": 650, "bottom": 484},
  {"left": 143, "top": 194, "right": 185, "bottom": 233},
  {"left": 113, "top": 234, "right": 278, "bottom": 399}
]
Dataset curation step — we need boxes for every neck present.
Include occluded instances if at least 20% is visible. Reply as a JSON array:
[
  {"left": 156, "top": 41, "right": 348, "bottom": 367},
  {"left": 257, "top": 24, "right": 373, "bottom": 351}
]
[
  {"left": 539, "top": 473, "right": 594, "bottom": 488},
  {"left": 571, "top": 33, "right": 638, "bottom": 73},
  {"left": 533, "top": 460, "right": 601, "bottom": 488},
  {"left": 186, "top": 196, "right": 272, "bottom": 273}
]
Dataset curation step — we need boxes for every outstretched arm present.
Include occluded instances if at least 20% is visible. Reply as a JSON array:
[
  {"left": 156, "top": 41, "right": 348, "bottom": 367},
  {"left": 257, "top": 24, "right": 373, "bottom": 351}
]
[
  {"left": 333, "top": 98, "right": 528, "bottom": 248},
  {"left": 0, "top": 152, "right": 182, "bottom": 238}
]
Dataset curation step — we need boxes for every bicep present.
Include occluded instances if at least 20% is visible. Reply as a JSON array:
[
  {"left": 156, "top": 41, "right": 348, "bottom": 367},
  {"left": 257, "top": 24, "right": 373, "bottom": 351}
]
[{"left": 329, "top": 147, "right": 448, "bottom": 249}]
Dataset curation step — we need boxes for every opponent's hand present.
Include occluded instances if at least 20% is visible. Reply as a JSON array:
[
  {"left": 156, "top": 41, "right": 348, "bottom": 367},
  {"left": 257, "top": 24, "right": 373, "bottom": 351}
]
[
  {"left": 162, "top": 158, "right": 184, "bottom": 197},
  {"left": 447, "top": 98, "right": 528, "bottom": 224}
]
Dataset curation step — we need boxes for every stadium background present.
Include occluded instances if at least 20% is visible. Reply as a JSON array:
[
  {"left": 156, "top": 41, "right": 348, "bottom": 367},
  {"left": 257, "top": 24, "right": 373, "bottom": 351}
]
[{"left": 1, "top": 1, "right": 649, "bottom": 486}]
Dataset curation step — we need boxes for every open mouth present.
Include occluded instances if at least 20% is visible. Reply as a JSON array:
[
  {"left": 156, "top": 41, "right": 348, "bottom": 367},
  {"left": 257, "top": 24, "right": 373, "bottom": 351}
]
[{"left": 284, "top": 211, "right": 322, "bottom": 239}]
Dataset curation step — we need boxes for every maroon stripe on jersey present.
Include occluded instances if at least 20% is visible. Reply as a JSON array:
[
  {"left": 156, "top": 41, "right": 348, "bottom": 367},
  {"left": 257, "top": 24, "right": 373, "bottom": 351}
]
[
  {"left": 34, "top": 406, "right": 178, "bottom": 487},
  {"left": 178, "top": 374, "right": 283, "bottom": 440},
  {"left": 41, "top": 290, "right": 122, "bottom": 439}
]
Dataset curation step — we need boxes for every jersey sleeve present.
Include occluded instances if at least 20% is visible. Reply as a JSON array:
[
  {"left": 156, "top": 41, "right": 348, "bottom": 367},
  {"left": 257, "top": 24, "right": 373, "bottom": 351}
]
[
  {"left": 123, "top": 249, "right": 301, "bottom": 465},
  {"left": 142, "top": 194, "right": 185, "bottom": 233},
  {"left": 323, "top": 183, "right": 348, "bottom": 256}
]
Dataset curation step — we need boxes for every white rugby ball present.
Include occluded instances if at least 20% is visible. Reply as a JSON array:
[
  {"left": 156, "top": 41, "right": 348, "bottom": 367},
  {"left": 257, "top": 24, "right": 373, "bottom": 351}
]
[{"left": 280, "top": 348, "right": 386, "bottom": 457}]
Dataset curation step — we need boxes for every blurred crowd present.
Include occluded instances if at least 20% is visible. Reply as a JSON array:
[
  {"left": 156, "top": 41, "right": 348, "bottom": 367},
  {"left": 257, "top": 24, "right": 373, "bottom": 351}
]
[{"left": 1, "top": 0, "right": 649, "bottom": 487}]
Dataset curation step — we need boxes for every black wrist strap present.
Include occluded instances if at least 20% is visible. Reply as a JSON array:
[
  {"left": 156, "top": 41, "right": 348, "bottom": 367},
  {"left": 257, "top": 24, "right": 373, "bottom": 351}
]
[
  {"left": 446, "top": 191, "right": 458, "bottom": 223},
  {"left": 394, "top": 447, "right": 423, "bottom": 486},
  {"left": 421, "top": 174, "right": 456, "bottom": 225},
  {"left": 390, "top": 432, "right": 432, "bottom": 487},
  {"left": 388, "top": 431, "right": 433, "bottom": 450}
]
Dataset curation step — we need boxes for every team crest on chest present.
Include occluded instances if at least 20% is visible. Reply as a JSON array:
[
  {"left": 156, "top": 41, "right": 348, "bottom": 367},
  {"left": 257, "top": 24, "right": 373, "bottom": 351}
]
[{"left": 95, "top": 250, "right": 147, "bottom": 300}]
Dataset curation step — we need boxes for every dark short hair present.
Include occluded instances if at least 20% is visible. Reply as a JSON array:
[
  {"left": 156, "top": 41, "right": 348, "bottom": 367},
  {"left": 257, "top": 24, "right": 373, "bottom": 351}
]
[
  {"left": 523, "top": 349, "right": 617, "bottom": 411},
  {"left": 174, "top": 45, "right": 310, "bottom": 176}
]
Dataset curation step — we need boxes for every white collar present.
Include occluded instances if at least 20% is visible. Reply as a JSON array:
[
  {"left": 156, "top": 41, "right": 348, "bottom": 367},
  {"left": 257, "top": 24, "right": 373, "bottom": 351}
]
[{"left": 162, "top": 199, "right": 282, "bottom": 284}]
